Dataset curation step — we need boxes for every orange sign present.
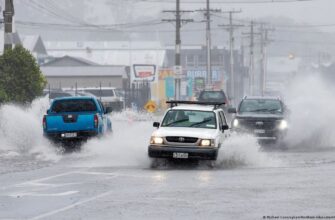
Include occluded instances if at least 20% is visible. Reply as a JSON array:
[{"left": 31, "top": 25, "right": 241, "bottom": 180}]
[{"left": 159, "top": 69, "right": 175, "bottom": 80}]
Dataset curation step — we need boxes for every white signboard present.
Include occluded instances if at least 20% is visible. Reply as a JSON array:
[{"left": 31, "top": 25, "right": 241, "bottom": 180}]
[
  {"left": 132, "top": 64, "right": 157, "bottom": 83},
  {"left": 174, "top": 65, "right": 182, "bottom": 76},
  {"left": 180, "top": 80, "right": 188, "bottom": 96}
]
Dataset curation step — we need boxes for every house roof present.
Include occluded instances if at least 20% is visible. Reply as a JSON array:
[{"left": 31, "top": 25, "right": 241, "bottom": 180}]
[
  {"left": 41, "top": 66, "right": 126, "bottom": 77},
  {"left": 44, "top": 41, "right": 166, "bottom": 66},
  {"left": 45, "top": 41, "right": 163, "bottom": 50},
  {"left": 42, "top": 55, "right": 99, "bottom": 66},
  {"left": 21, "top": 35, "right": 47, "bottom": 55}
]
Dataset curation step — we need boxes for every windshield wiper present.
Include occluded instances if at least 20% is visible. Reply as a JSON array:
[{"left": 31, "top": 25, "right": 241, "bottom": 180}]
[
  {"left": 247, "top": 108, "right": 269, "bottom": 112},
  {"left": 246, "top": 108, "right": 281, "bottom": 113},
  {"left": 166, "top": 118, "right": 189, "bottom": 126},
  {"left": 267, "top": 108, "right": 281, "bottom": 112},
  {"left": 190, "top": 118, "right": 213, "bottom": 127}
]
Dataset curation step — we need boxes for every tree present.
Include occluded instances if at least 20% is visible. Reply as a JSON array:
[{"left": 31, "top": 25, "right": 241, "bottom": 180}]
[{"left": 0, "top": 45, "right": 46, "bottom": 104}]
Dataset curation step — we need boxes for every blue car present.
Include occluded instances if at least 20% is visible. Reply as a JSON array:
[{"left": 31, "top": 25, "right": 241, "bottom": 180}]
[{"left": 43, "top": 96, "right": 112, "bottom": 145}]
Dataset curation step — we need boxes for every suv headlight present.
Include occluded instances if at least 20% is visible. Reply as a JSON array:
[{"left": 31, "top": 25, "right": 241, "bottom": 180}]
[
  {"left": 150, "top": 136, "right": 164, "bottom": 145},
  {"left": 278, "top": 120, "right": 288, "bottom": 130},
  {"left": 200, "top": 139, "right": 215, "bottom": 147},
  {"left": 233, "top": 119, "right": 239, "bottom": 127}
]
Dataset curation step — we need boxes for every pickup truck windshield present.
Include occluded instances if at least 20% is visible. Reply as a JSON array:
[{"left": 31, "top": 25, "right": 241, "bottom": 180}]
[
  {"left": 51, "top": 99, "right": 97, "bottom": 113},
  {"left": 161, "top": 110, "right": 216, "bottom": 129}
]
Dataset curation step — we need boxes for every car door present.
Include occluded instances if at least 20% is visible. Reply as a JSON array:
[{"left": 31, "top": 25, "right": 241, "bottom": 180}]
[{"left": 219, "top": 110, "right": 229, "bottom": 141}]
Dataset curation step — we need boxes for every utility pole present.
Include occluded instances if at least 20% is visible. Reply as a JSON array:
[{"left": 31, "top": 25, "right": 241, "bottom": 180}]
[
  {"left": 243, "top": 21, "right": 261, "bottom": 95},
  {"left": 162, "top": 0, "right": 193, "bottom": 99},
  {"left": 219, "top": 10, "right": 243, "bottom": 105},
  {"left": 259, "top": 24, "right": 274, "bottom": 96},
  {"left": 205, "top": 0, "right": 212, "bottom": 87},
  {"left": 259, "top": 24, "right": 265, "bottom": 96},
  {"left": 197, "top": 1, "right": 221, "bottom": 88},
  {"left": 3, "top": 0, "right": 14, "bottom": 51},
  {"left": 250, "top": 22, "right": 255, "bottom": 95}
]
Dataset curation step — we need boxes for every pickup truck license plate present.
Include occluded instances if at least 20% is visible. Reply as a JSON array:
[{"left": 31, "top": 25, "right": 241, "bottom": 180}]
[
  {"left": 63, "top": 133, "right": 77, "bottom": 138},
  {"left": 254, "top": 129, "right": 265, "bottom": 134},
  {"left": 173, "top": 152, "right": 189, "bottom": 159}
]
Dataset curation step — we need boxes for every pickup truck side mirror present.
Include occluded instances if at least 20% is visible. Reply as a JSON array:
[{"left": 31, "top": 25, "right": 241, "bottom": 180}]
[
  {"left": 153, "top": 122, "right": 160, "bottom": 128},
  {"left": 228, "top": 108, "right": 237, "bottom": 114},
  {"left": 222, "top": 125, "right": 229, "bottom": 131},
  {"left": 105, "top": 107, "right": 113, "bottom": 114}
]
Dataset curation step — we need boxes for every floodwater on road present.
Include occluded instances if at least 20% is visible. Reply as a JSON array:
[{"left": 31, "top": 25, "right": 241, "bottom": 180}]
[
  {"left": 1, "top": 114, "right": 335, "bottom": 219},
  {"left": 1, "top": 75, "right": 335, "bottom": 219}
]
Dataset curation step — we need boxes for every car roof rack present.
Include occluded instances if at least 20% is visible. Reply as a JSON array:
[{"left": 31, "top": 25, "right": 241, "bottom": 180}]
[{"left": 166, "top": 100, "right": 225, "bottom": 109}]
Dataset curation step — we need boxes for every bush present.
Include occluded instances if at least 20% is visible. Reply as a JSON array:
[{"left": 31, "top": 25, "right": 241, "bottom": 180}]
[{"left": 0, "top": 45, "right": 46, "bottom": 104}]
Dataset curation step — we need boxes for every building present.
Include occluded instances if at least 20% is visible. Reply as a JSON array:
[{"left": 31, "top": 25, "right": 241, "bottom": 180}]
[
  {"left": 41, "top": 56, "right": 127, "bottom": 89},
  {"left": 21, "top": 35, "right": 48, "bottom": 63},
  {"left": 44, "top": 40, "right": 165, "bottom": 68},
  {"left": 163, "top": 45, "right": 248, "bottom": 101}
]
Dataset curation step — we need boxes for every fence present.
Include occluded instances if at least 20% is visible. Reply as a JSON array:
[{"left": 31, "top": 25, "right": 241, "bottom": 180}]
[{"left": 124, "top": 81, "right": 151, "bottom": 110}]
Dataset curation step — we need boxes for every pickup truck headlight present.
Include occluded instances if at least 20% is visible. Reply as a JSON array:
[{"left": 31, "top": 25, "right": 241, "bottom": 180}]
[
  {"left": 150, "top": 136, "right": 164, "bottom": 145},
  {"left": 278, "top": 120, "right": 288, "bottom": 130},
  {"left": 200, "top": 139, "right": 214, "bottom": 147}
]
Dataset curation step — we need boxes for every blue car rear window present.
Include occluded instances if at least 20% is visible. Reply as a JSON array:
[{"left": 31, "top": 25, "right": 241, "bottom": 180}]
[{"left": 51, "top": 99, "right": 97, "bottom": 113}]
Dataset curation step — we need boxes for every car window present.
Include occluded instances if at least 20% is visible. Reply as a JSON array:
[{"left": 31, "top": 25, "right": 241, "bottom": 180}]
[
  {"left": 51, "top": 99, "right": 97, "bottom": 113},
  {"left": 161, "top": 110, "right": 217, "bottom": 129},
  {"left": 218, "top": 112, "right": 223, "bottom": 129},
  {"left": 97, "top": 100, "right": 105, "bottom": 113},
  {"left": 239, "top": 99, "right": 283, "bottom": 114},
  {"left": 219, "top": 111, "right": 227, "bottom": 126}
]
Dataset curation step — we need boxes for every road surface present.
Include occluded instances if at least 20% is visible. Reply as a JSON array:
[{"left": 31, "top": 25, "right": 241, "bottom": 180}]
[{"left": 1, "top": 113, "right": 335, "bottom": 220}]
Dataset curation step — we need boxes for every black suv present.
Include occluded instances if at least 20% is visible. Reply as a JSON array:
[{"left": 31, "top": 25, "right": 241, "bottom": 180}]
[
  {"left": 197, "top": 90, "right": 228, "bottom": 106},
  {"left": 229, "top": 96, "right": 288, "bottom": 144}
]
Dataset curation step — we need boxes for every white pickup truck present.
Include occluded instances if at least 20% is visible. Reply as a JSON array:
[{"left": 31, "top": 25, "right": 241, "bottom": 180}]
[{"left": 148, "top": 101, "right": 230, "bottom": 161}]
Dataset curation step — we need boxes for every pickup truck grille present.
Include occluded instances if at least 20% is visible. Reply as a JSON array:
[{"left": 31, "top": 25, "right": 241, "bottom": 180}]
[
  {"left": 240, "top": 119, "right": 277, "bottom": 130},
  {"left": 165, "top": 136, "right": 198, "bottom": 144}
]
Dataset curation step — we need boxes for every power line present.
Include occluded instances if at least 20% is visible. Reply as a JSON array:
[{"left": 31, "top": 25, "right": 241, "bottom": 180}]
[
  {"left": 162, "top": 0, "right": 194, "bottom": 99},
  {"left": 138, "top": 0, "right": 314, "bottom": 4},
  {"left": 218, "top": 10, "right": 243, "bottom": 103},
  {"left": 15, "top": 20, "right": 165, "bottom": 32},
  {"left": 196, "top": 1, "right": 222, "bottom": 86}
]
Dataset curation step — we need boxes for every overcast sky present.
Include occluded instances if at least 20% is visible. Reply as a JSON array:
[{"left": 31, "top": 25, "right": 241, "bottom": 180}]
[{"left": 151, "top": 0, "right": 335, "bottom": 32}]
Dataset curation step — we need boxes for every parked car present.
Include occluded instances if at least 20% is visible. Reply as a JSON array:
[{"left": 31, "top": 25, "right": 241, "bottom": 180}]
[
  {"left": 82, "top": 87, "right": 124, "bottom": 111},
  {"left": 197, "top": 90, "right": 229, "bottom": 106},
  {"left": 43, "top": 96, "right": 112, "bottom": 147},
  {"left": 43, "top": 89, "right": 73, "bottom": 102},
  {"left": 229, "top": 96, "right": 288, "bottom": 145},
  {"left": 148, "top": 101, "right": 229, "bottom": 162},
  {"left": 197, "top": 90, "right": 231, "bottom": 122}
]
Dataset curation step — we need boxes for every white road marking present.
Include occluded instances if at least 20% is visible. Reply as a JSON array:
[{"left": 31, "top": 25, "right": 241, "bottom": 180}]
[
  {"left": 0, "top": 171, "right": 77, "bottom": 191},
  {"left": 16, "top": 171, "right": 77, "bottom": 186},
  {"left": 9, "top": 190, "right": 79, "bottom": 198},
  {"left": 28, "top": 190, "right": 114, "bottom": 220}
]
